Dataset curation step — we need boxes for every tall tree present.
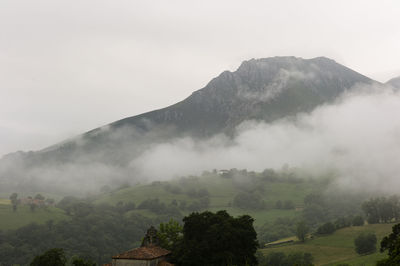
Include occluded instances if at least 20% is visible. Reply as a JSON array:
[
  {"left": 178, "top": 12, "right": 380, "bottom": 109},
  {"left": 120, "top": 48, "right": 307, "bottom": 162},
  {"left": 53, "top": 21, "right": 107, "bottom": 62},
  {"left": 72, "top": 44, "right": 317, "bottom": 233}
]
[
  {"left": 34, "top": 194, "right": 45, "bottom": 201},
  {"left": 173, "top": 210, "right": 258, "bottom": 266},
  {"left": 296, "top": 221, "right": 309, "bottom": 242},
  {"left": 157, "top": 219, "right": 183, "bottom": 250},
  {"left": 378, "top": 223, "right": 400, "bottom": 265},
  {"left": 9, "top": 193, "right": 18, "bottom": 212}
]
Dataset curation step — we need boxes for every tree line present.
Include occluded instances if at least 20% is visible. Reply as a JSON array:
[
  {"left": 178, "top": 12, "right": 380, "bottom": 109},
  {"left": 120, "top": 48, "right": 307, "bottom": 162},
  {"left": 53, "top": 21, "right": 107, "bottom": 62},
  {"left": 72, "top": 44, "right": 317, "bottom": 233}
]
[{"left": 362, "top": 196, "right": 400, "bottom": 224}]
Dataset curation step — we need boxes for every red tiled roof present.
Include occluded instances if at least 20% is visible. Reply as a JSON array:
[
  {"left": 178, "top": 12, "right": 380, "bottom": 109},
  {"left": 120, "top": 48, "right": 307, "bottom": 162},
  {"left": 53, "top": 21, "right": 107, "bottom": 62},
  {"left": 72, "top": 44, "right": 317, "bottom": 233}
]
[{"left": 112, "top": 245, "right": 171, "bottom": 260}]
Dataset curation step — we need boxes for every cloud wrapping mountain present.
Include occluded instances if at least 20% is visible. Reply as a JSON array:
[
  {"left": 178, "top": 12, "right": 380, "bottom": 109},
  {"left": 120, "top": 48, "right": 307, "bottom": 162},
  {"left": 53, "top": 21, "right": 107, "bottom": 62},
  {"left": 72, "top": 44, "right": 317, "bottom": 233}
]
[{"left": 131, "top": 85, "right": 400, "bottom": 193}]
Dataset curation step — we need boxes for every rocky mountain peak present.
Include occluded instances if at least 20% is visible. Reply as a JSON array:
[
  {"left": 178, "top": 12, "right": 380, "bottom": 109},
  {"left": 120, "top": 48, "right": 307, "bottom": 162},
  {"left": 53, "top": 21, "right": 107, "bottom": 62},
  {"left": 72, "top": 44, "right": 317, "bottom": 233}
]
[{"left": 192, "top": 56, "right": 372, "bottom": 106}]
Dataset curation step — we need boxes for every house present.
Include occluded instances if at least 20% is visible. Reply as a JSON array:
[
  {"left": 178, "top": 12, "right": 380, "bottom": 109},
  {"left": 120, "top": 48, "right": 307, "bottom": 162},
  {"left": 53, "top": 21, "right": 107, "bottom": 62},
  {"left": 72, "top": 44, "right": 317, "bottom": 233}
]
[{"left": 110, "top": 226, "right": 173, "bottom": 266}]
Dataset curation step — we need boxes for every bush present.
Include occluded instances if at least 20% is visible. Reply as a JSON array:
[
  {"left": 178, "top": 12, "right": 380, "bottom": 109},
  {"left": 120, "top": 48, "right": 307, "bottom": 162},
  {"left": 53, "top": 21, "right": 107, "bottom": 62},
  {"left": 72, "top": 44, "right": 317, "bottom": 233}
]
[
  {"left": 283, "top": 200, "right": 295, "bottom": 210},
  {"left": 354, "top": 232, "right": 377, "bottom": 254},
  {"left": 257, "top": 218, "right": 298, "bottom": 245},
  {"left": 233, "top": 192, "right": 265, "bottom": 210},
  {"left": 317, "top": 222, "right": 336, "bottom": 235},
  {"left": 334, "top": 217, "right": 352, "bottom": 229}
]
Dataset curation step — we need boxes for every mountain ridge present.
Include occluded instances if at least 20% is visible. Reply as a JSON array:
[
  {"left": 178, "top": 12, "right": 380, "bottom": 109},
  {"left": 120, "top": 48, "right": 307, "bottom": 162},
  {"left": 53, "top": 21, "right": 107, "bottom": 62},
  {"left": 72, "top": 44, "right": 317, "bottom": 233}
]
[{"left": 97, "top": 56, "right": 374, "bottom": 137}]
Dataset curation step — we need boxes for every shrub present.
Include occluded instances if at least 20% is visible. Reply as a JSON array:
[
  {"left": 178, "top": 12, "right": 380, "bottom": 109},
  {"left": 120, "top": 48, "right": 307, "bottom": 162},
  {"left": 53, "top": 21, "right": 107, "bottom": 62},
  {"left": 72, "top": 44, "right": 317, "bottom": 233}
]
[
  {"left": 283, "top": 200, "right": 295, "bottom": 210},
  {"left": 317, "top": 222, "right": 336, "bottom": 234}
]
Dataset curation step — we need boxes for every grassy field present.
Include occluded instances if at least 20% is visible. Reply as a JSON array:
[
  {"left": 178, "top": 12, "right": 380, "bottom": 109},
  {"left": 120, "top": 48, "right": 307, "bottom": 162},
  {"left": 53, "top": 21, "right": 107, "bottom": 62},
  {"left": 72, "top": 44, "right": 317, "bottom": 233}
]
[
  {"left": 260, "top": 223, "right": 394, "bottom": 266},
  {"left": 0, "top": 202, "right": 68, "bottom": 231},
  {"left": 94, "top": 173, "right": 318, "bottom": 226}
]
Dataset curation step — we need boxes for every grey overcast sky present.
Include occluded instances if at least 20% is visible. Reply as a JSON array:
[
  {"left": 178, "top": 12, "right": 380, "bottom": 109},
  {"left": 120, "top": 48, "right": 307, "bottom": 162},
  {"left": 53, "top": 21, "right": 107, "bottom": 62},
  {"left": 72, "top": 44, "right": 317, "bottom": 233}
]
[{"left": 0, "top": 0, "right": 399, "bottom": 156}]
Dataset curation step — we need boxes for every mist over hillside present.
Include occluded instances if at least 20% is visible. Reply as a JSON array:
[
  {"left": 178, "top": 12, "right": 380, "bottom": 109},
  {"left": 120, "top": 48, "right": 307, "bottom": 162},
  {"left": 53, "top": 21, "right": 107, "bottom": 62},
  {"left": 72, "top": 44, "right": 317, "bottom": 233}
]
[
  {"left": 387, "top": 76, "right": 400, "bottom": 89},
  {"left": 1, "top": 56, "right": 399, "bottom": 195}
]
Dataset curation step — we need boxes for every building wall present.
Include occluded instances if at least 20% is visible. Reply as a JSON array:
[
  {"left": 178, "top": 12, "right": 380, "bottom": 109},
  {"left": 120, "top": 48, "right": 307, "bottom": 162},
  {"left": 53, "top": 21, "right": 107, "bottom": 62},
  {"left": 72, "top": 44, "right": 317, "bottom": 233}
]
[{"left": 112, "top": 257, "right": 164, "bottom": 266}]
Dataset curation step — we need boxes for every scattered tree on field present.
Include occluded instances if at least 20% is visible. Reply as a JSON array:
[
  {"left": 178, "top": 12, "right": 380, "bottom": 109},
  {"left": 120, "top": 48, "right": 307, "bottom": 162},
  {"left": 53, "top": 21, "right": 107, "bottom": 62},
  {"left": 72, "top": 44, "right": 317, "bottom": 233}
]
[
  {"left": 34, "top": 194, "right": 45, "bottom": 201},
  {"left": 354, "top": 232, "right": 377, "bottom": 254},
  {"left": 9, "top": 193, "right": 18, "bottom": 212},
  {"left": 317, "top": 222, "right": 336, "bottom": 235},
  {"left": 296, "top": 221, "right": 309, "bottom": 242}
]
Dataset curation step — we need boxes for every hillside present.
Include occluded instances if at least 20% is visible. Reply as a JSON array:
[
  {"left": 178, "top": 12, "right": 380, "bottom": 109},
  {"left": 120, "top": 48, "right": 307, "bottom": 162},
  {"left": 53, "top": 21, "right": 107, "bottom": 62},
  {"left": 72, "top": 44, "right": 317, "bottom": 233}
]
[
  {"left": 93, "top": 169, "right": 327, "bottom": 226},
  {"left": 260, "top": 223, "right": 394, "bottom": 266},
  {"left": 0, "top": 201, "right": 68, "bottom": 230}
]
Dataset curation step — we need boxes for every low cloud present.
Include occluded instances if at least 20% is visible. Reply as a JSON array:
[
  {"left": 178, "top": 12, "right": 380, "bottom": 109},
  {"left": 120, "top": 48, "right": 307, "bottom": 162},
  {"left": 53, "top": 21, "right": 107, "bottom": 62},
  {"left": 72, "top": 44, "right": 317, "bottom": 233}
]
[
  {"left": 238, "top": 67, "right": 317, "bottom": 102},
  {"left": 2, "top": 84, "right": 400, "bottom": 195},
  {"left": 131, "top": 85, "right": 400, "bottom": 193}
]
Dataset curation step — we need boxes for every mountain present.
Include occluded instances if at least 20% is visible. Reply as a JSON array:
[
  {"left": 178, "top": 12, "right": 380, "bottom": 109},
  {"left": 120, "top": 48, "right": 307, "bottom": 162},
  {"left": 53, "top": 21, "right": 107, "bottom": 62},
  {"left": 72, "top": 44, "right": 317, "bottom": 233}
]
[
  {"left": 0, "top": 56, "right": 376, "bottom": 193},
  {"left": 386, "top": 76, "right": 400, "bottom": 89},
  {"left": 37, "top": 57, "right": 374, "bottom": 163},
  {"left": 111, "top": 56, "right": 373, "bottom": 135}
]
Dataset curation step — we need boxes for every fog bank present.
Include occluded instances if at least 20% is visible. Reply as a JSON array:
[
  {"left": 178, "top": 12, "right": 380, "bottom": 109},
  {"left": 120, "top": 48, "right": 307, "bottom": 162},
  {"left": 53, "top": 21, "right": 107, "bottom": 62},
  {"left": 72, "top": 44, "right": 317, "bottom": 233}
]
[
  {"left": 2, "top": 84, "right": 400, "bottom": 195},
  {"left": 131, "top": 85, "right": 400, "bottom": 193}
]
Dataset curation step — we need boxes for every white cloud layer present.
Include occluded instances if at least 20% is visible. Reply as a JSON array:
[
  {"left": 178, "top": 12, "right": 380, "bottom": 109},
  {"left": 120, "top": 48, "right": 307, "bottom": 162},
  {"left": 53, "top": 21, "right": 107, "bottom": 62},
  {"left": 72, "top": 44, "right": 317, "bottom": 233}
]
[{"left": 131, "top": 85, "right": 400, "bottom": 193}]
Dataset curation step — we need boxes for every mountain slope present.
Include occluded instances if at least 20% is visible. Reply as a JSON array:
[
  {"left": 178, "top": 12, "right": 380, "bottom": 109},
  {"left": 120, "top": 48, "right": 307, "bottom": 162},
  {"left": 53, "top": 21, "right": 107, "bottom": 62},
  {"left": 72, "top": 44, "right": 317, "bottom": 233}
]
[
  {"left": 45, "top": 56, "right": 373, "bottom": 161},
  {"left": 110, "top": 56, "right": 373, "bottom": 136}
]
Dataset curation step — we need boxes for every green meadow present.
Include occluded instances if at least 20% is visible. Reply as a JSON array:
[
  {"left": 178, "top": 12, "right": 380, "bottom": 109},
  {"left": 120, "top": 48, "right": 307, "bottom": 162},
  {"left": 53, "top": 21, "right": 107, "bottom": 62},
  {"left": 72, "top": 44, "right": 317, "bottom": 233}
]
[
  {"left": 94, "top": 173, "right": 319, "bottom": 226},
  {"left": 260, "top": 223, "right": 394, "bottom": 266},
  {"left": 0, "top": 202, "right": 68, "bottom": 231}
]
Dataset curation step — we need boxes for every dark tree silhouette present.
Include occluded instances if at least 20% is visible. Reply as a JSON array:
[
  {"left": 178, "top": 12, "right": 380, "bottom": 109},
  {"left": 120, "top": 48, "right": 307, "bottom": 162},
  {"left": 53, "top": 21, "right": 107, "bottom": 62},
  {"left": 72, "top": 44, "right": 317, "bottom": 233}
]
[
  {"left": 378, "top": 223, "right": 400, "bottom": 265},
  {"left": 30, "top": 248, "right": 66, "bottom": 266},
  {"left": 173, "top": 210, "right": 258, "bottom": 266}
]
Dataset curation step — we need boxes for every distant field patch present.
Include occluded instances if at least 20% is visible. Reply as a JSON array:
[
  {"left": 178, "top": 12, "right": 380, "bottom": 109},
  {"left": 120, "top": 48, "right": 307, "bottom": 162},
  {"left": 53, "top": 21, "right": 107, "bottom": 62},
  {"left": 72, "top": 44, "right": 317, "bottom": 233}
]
[
  {"left": 0, "top": 204, "right": 68, "bottom": 230},
  {"left": 0, "top": 198, "right": 11, "bottom": 205},
  {"left": 93, "top": 173, "right": 317, "bottom": 226}
]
